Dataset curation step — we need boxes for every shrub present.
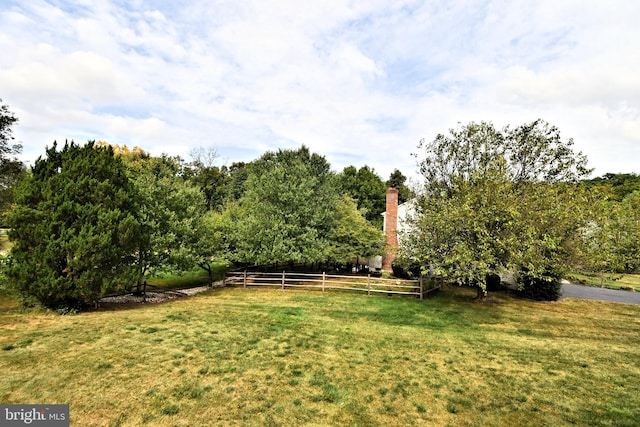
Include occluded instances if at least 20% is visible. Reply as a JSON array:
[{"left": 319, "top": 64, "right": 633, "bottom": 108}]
[
  {"left": 391, "top": 258, "right": 421, "bottom": 279},
  {"left": 486, "top": 273, "right": 502, "bottom": 292},
  {"left": 516, "top": 272, "right": 562, "bottom": 301}
]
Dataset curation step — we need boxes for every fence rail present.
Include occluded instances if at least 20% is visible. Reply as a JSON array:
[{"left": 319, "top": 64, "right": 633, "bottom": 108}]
[{"left": 224, "top": 270, "right": 441, "bottom": 300}]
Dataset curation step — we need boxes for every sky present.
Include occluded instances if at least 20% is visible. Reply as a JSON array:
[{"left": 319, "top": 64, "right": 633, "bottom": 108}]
[{"left": 1, "top": 0, "right": 639, "bottom": 181}]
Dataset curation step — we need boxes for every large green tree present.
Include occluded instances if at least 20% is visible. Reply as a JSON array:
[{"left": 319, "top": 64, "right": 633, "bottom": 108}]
[
  {"left": 386, "top": 169, "right": 411, "bottom": 204},
  {"left": 225, "top": 162, "right": 251, "bottom": 202},
  {"left": 405, "top": 120, "right": 591, "bottom": 299},
  {"left": 404, "top": 156, "right": 519, "bottom": 297},
  {"left": 7, "top": 141, "right": 143, "bottom": 309},
  {"left": 190, "top": 210, "right": 229, "bottom": 286},
  {"left": 229, "top": 146, "right": 337, "bottom": 265},
  {"left": 125, "top": 154, "right": 207, "bottom": 284},
  {"left": 617, "top": 191, "right": 640, "bottom": 272}
]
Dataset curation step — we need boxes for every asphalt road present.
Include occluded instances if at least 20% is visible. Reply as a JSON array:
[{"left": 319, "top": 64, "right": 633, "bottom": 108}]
[{"left": 561, "top": 283, "right": 640, "bottom": 305}]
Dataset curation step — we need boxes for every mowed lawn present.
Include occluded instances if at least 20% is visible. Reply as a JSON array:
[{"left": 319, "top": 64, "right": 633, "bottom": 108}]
[{"left": 1, "top": 287, "right": 639, "bottom": 426}]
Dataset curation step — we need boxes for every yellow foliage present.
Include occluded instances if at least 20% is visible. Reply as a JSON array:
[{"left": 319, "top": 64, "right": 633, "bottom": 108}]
[{"left": 94, "top": 141, "right": 147, "bottom": 157}]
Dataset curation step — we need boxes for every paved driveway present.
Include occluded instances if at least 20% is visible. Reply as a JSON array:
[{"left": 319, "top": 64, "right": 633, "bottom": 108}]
[{"left": 562, "top": 283, "right": 640, "bottom": 305}]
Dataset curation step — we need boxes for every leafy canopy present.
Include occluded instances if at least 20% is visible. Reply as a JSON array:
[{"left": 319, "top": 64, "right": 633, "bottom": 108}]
[
  {"left": 218, "top": 146, "right": 384, "bottom": 266},
  {"left": 386, "top": 169, "right": 411, "bottom": 204},
  {"left": 229, "top": 146, "right": 337, "bottom": 265},
  {"left": 335, "top": 165, "right": 386, "bottom": 228},
  {"left": 405, "top": 120, "right": 591, "bottom": 298},
  {"left": 327, "top": 194, "right": 384, "bottom": 262},
  {"left": 125, "top": 154, "right": 207, "bottom": 281}
]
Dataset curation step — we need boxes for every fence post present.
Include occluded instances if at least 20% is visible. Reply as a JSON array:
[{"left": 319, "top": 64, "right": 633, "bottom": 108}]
[
  {"left": 243, "top": 269, "right": 247, "bottom": 288},
  {"left": 419, "top": 276, "right": 424, "bottom": 300},
  {"left": 282, "top": 270, "right": 286, "bottom": 290},
  {"left": 322, "top": 272, "right": 326, "bottom": 292},
  {"left": 367, "top": 274, "right": 371, "bottom": 296}
]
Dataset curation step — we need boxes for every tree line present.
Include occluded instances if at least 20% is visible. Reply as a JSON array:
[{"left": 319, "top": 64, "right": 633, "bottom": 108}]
[
  {"left": 1, "top": 98, "right": 638, "bottom": 308},
  {"left": 1, "top": 99, "right": 412, "bottom": 309}
]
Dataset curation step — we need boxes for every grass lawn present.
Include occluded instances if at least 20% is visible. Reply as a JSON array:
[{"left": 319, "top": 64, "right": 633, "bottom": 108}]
[
  {"left": 145, "top": 263, "right": 231, "bottom": 291},
  {"left": 568, "top": 271, "right": 640, "bottom": 292},
  {"left": 1, "top": 286, "right": 639, "bottom": 426},
  {"left": 146, "top": 270, "right": 211, "bottom": 290}
]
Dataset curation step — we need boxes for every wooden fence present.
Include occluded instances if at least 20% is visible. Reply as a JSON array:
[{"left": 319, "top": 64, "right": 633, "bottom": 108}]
[{"left": 223, "top": 270, "right": 441, "bottom": 300}]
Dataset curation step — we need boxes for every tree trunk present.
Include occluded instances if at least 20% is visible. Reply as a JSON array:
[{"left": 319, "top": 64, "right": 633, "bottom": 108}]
[
  {"left": 142, "top": 281, "right": 147, "bottom": 303},
  {"left": 476, "top": 286, "right": 487, "bottom": 300},
  {"left": 199, "top": 262, "right": 213, "bottom": 288}
]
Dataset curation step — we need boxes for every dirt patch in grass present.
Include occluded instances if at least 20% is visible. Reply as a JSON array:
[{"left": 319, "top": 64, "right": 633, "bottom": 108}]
[{"left": 99, "top": 286, "right": 214, "bottom": 305}]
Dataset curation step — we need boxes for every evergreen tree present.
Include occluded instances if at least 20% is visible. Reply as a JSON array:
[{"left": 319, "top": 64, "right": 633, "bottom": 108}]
[
  {"left": 7, "top": 141, "right": 143, "bottom": 309},
  {"left": 386, "top": 169, "right": 411, "bottom": 204},
  {"left": 335, "top": 165, "right": 386, "bottom": 228}
]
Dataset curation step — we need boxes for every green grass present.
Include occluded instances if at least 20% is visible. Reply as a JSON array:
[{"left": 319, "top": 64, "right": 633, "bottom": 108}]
[
  {"left": 1, "top": 286, "right": 639, "bottom": 426},
  {"left": 568, "top": 271, "right": 640, "bottom": 292},
  {"left": 146, "top": 270, "right": 210, "bottom": 290},
  {"left": 146, "top": 263, "right": 231, "bottom": 290}
]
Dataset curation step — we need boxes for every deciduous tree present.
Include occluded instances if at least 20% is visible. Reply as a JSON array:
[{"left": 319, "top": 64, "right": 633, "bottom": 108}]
[
  {"left": 327, "top": 195, "right": 385, "bottom": 263},
  {"left": 230, "top": 146, "right": 337, "bottom": 265},
  {"left": 0, "top": 99, "right": 20, "bottom": 159},
  {"left": 405, "top": 120, "right": 591, "bottom": 299},
  {"left": 126, "top": 154, "right": 206, "bottom": 284},
  {"left": 185, "top": 147, "right": 229, "bottom": 211},
  {"left": 579, "top": 189, "right": 640, "bottom": 278},
  {"left": 386, "top": 169, "right": 411, "bottom": 204}
]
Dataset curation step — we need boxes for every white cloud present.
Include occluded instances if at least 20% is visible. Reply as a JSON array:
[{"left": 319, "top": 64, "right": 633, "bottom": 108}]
[{"left": 1, "top": 0, "right": 639, "bottom": 179}]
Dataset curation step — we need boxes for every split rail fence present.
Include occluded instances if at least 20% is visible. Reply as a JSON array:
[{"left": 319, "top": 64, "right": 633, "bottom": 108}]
[{"left": 223, "top": 270, "right": 441, "bottom": 300}]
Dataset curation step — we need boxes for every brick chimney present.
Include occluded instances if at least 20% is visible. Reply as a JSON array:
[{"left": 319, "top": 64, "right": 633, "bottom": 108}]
[{"left": 382, "top": 187, "right": 399, "bottom": 271}]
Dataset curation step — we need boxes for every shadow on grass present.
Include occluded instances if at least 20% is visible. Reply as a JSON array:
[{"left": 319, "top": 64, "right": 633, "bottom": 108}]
[
  {"left": 288, "top": 285, "right": 510, "bottom": 330},
  {"left": 94, "top": 287, "right": 226, "bottom": 312}
]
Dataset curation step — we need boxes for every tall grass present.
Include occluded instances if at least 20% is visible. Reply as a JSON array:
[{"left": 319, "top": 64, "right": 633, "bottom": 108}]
[{"left": 1, "top": 286, "right": 638, "bottom": 426}]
